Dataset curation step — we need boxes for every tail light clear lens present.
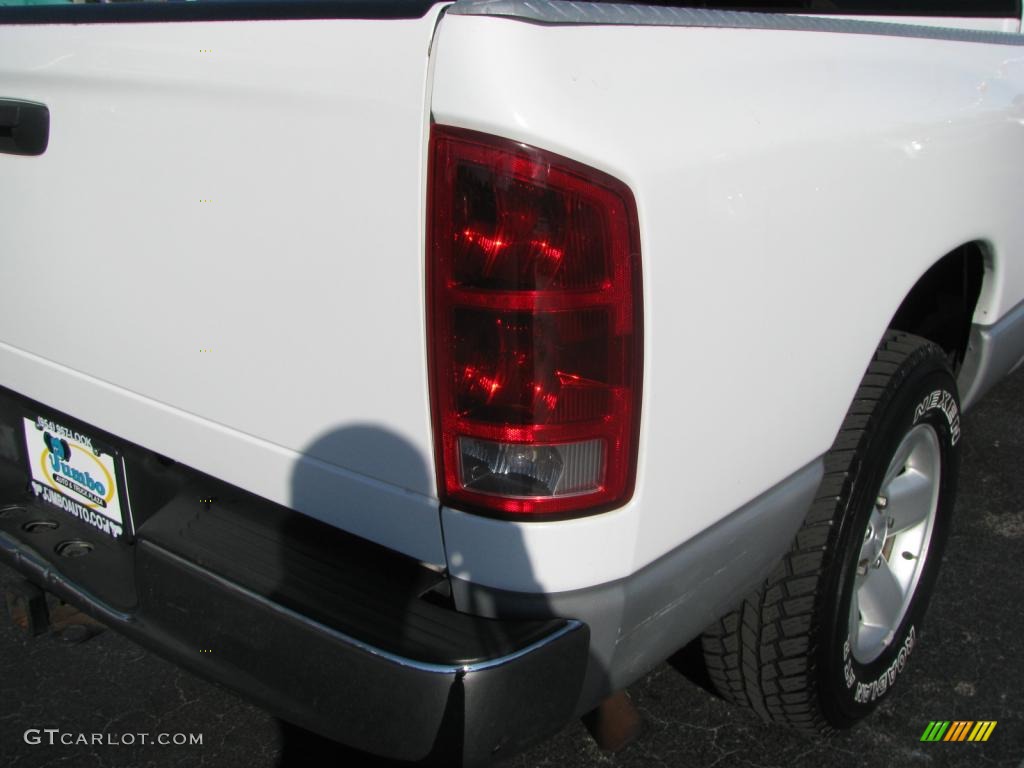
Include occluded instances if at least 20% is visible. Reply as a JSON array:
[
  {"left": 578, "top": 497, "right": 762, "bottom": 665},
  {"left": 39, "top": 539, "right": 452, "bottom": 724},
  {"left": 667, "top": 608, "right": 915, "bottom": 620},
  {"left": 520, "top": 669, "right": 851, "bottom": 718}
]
[{"left": 427, "top": 126, "right": 642, "bottom": 518}]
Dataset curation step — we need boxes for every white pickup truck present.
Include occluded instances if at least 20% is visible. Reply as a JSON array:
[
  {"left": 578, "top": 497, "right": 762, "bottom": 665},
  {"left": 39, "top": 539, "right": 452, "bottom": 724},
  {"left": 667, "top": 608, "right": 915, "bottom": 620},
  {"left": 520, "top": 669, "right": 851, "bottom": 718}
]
[{"left": 1, "top": 0, "right": 1023, "bottom": 763}]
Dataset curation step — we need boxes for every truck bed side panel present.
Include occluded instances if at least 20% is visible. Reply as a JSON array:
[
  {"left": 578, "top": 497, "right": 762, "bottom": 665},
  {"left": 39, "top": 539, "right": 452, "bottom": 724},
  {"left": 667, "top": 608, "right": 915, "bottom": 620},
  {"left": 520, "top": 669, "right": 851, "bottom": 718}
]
[{"left": 432, "top": 13, "right": 1024, "bottom": 590}]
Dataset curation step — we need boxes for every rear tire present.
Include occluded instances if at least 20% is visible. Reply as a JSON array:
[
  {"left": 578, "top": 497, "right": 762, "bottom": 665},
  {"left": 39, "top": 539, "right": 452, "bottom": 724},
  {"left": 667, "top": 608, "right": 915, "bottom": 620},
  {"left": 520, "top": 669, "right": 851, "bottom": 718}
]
[{"left": 701, "top": 331, "right": 961, "bottom": 732}]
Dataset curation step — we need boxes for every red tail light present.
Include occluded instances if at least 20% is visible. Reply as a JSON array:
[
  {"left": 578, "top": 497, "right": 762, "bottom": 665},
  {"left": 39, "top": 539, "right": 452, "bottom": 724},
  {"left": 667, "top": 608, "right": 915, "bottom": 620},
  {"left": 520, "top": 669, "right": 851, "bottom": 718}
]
[{"left": 427, "top": 126, "right": 642, "bottom": 518}]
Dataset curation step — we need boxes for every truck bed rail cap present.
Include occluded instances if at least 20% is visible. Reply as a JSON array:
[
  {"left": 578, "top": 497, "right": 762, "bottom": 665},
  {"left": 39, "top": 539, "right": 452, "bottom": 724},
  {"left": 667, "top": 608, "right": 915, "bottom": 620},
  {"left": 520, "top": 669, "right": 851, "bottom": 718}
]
[{"left": 449, "top": 0, "right": 1024, "bottom": 45}]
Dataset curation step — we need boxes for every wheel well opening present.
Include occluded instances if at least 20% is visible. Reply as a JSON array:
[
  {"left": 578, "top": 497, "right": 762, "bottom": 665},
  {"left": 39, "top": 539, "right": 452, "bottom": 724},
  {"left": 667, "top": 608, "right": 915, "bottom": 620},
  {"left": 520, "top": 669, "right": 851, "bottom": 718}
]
[{"left": 889, "top": 243, "right": 985, "bottom": 374}]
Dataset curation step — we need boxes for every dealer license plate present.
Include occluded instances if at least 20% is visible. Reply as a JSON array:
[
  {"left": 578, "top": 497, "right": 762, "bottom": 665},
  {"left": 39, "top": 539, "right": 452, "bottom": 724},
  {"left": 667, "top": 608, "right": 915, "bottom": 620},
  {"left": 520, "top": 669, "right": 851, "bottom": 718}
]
[{"left": 22, "top": 415, "right": 131, "bottom": 540}]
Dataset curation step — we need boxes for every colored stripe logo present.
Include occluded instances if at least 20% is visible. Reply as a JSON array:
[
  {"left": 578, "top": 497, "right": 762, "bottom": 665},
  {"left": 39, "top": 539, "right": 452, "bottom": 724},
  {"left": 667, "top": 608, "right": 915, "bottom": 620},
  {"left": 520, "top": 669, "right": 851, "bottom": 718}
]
[{"left": 920, "top": 721, "right": 996, "bottom": 742}]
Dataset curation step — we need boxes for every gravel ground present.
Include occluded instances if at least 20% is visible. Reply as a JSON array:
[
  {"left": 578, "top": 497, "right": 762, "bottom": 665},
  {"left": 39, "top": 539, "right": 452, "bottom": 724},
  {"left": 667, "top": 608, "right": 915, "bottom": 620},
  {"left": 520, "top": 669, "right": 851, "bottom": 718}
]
[{"left": 2, "top": 371, "right": 1022, "bottom": 768}]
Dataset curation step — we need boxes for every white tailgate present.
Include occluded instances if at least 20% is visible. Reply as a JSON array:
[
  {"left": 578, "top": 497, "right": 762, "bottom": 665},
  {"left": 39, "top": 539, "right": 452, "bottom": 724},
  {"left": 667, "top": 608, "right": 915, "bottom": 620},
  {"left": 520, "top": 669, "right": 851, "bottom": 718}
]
[{"left": 0, "top": 11, "right": 446, "bottom": 564}]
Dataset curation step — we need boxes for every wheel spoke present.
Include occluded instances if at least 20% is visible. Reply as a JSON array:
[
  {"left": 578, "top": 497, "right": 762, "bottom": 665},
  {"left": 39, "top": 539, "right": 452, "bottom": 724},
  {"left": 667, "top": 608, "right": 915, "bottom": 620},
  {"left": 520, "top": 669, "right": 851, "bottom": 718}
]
[
  {"left": 857, "top": 624, "right": 891, "bottom": 657},
  {"left": 858, "top": 559, "right": 904, "bottom": 633},
  {"left": 881, "top": 435, "right": 917, "bottom": 490},
  {"left": 885, "top": 468, "right": 934, "bottom": 535}
]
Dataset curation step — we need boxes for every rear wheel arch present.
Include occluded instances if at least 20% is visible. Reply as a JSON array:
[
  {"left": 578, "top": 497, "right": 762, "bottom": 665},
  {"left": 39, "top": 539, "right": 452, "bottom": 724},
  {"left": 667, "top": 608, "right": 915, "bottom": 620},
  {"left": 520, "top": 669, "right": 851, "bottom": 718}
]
[{"left": 888, "top": 240, "right": 989, "bottom": 374}]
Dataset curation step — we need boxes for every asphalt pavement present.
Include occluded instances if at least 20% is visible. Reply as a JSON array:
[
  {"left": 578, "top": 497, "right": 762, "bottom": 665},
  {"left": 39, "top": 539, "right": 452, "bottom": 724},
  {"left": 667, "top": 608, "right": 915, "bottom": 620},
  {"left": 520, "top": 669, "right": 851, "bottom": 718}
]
[{"left": 2, "top": 370, "right": 1022, "bottom": 768}]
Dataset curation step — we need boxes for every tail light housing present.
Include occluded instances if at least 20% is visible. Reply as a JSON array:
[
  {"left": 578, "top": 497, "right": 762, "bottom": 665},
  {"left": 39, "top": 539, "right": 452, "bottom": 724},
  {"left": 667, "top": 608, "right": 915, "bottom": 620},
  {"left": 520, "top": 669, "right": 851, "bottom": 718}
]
[{"left": 427, "top": 126, "right": 642, "bottom": 519}]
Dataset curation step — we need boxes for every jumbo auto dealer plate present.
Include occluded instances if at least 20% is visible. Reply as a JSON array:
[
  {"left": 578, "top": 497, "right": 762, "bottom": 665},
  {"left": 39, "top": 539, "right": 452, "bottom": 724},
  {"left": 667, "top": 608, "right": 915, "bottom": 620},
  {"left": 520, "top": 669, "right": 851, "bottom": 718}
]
[{"left": 22, "top": 415, "right": 131, "bottom": 540}]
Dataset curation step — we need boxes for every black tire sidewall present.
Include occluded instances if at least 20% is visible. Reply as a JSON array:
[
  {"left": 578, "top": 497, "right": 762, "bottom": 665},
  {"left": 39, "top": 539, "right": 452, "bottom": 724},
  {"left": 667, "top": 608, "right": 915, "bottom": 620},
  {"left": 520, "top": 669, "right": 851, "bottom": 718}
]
[{"left": 818, "top": 346, "right": 961, "bottom": 726}]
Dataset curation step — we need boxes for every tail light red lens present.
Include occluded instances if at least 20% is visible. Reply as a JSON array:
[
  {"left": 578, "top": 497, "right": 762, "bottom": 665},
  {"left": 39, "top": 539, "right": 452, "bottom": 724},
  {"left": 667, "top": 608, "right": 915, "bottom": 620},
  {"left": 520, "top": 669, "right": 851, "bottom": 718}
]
[{"left": 427, "top": 126, "right": 642, "bottom": 518}]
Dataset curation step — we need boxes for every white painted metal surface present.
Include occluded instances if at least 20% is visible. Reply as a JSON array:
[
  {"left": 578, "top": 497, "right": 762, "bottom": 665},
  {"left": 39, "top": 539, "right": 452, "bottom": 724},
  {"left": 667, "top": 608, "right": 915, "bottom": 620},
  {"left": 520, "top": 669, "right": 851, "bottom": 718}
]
[
  {"left": 0, "top": 13, "right": 448, "bottom": 565},
  {"left": 433, "top": 14, "right": 1024, "bottom": 592},
  {"left": 3, "top": 6, "right": 1023, "bottom": 594}
]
